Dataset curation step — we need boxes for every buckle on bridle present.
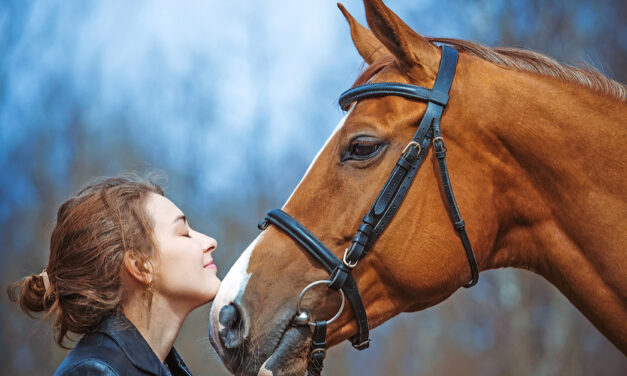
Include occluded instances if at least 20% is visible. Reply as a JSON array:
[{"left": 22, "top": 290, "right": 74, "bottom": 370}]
[
  {"left": 402, "top": 140, "right": 422, "bottom": 156},
  {"left": 342, "top": 248, "right": 358, "bottom": 268},
  {"left": 310, "top": 348, "right": 326, "bottom": 359},
  {"left": 433, "top": 136, "right": 446, "bottom": 151}
]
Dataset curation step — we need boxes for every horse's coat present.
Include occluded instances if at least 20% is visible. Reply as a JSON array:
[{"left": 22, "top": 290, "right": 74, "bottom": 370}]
[
  {"left": 209, "top": 1, "right": 626, "bottom": 374},
  {"left": 283, "top": 108, "right": 354, "bottom": 205}
]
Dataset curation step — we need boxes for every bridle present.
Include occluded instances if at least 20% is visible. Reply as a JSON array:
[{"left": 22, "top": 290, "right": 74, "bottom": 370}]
[
  {"left": 258, "top": 45, "right": 478, "bottom": 376},
  {"left": 257, "top": 46, "right": 479, "bottom": 375}
]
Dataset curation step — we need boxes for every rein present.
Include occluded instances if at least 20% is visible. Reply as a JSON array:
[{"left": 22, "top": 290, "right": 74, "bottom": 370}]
[{"left": 258, "top": 46, "right": 478, "bottom": 376}]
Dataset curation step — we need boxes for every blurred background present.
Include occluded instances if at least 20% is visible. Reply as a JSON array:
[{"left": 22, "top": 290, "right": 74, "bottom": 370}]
[{"left": 1, "top": 0, "right": 625, "bottom": 375}]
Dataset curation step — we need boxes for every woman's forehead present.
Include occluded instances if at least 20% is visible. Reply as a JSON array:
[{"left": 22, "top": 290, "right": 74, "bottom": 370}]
[{"left": 145, "top": 193, "right": 183, "bottom": 226}]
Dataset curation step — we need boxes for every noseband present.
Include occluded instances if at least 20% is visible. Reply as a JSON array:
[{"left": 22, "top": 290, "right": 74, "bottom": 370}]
[{"left": 258, "top": 46, "right": 478, "bottom": 375}]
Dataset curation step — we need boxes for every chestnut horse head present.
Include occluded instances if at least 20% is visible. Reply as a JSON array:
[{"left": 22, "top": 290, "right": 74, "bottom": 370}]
[{"left": 210, "top": 0, "right": 627, "bottom": 374}]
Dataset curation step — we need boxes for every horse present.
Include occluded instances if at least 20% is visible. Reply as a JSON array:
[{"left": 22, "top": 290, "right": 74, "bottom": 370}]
[{"left": 209, "top": 0, "right": 627, "bottom": 374}]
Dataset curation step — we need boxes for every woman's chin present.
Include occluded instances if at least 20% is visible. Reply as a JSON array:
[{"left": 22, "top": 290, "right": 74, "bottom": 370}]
[{"left": 203, "top": 277, "right": 221, "bottom": 299}]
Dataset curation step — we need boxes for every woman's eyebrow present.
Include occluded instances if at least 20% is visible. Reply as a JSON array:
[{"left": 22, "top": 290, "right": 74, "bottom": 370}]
[{"left": 172, "top": 214, "right": 187, "bottom": 225}]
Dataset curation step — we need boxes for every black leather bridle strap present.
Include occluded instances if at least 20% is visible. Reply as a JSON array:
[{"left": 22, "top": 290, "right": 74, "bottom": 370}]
[
  {"left": 258, "top": 209, "right": 371, "bottom": 349},
  {"left": 432, "top": 118, "right": 479, "bottom": 287},
  {"left": 306, "top": 321, "right": 327, "bottom": 376},
  {"left": 339, "top": 82, "right": 449, "bottom": 110},
  {"left": 259, "top": 210, "right": 337, "bottom": 271}
]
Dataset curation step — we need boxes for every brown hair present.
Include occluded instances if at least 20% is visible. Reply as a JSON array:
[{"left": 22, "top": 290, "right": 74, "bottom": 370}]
[{"left": 7, "top": 174, "right": 164, "bottom": 347}]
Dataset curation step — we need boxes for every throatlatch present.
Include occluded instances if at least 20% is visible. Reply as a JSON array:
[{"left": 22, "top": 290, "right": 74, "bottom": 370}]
[{"left": 258, "top": 45, "right": 479, "bottom": 376}]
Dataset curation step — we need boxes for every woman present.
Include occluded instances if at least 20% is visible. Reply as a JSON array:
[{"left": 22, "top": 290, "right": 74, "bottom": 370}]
[{"left": 8, "top": 175, "right": 221, "bottom": 375}]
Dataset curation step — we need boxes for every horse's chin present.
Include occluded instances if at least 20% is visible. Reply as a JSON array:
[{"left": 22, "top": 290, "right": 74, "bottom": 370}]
[{"left": 257, "top": 326, "right": 311, "bottom": 376}]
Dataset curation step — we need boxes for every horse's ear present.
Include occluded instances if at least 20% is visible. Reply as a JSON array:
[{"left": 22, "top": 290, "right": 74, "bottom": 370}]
[
  {"left": 338, "top": 3, "right": 388, "bottom": 65},
  {"left": 363, "top": 0, "right": 440, "bottom": 80}
]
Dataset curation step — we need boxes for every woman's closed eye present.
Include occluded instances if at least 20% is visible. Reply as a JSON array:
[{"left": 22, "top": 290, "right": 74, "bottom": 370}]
[{"left": 178, "top": 226, "right": 191, "bottom": 238}]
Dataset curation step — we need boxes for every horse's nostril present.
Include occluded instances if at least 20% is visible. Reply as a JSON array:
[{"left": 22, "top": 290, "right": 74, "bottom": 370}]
[
  {"left": 219, "top": 303, "right": 240, "bottom": 328},
  {"left": 218, "top": 303, "right": 244, "bottom": 349}
]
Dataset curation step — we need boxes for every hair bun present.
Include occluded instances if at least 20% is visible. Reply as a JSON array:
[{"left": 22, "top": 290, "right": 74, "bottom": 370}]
[{"left": 7, "top": 274, "right": 54, "bottom": 317}]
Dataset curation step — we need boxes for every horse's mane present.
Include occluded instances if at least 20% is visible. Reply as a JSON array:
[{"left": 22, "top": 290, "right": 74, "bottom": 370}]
[{"left": 353, "top": 37, "right": 626, "bottom": 101}]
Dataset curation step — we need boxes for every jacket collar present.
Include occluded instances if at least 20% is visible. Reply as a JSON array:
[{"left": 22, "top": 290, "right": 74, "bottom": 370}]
[{"left": 97, "top": 312, "right": 192, "bottom": 376}]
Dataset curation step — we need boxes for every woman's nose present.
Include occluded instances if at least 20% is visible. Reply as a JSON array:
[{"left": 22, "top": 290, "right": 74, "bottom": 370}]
[
  {"left": 203, "top": 236, "right": 217, "bottom": 253},
  {"left": 191, "top": 229, "right": 217, "bottom": 253}
]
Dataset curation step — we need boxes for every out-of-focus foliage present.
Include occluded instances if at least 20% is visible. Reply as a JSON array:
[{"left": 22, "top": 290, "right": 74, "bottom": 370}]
[{"left": 1, "top": 1, "right": 625, "bottom": 375}]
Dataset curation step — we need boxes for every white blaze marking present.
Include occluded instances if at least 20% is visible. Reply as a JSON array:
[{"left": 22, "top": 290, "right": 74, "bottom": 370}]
[
  {"left": 210, "top": 236, "right": 257, "bottom": 356},
  {"left": 283, "top": 107, "right": 354, "bottom": 206}
]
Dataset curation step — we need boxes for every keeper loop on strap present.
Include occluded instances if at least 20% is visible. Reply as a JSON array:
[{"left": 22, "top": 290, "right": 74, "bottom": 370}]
[
  {"left": 257, "top": 220, "right": 269, "bottom": 230},
  {"left": 307, "top": 320, "right": 328, "bottom": 376},
  {"left": 352, "top": 232, "right": 369, "bottom": 247},
  {"left": 454, "top": 219, "right": 465, "bottom": 231},
  {"left": 351, "top": 338, "right": 371, "bottom": 350},
  {"left": 357, "top": 222, "right": 373, "bottom": 236},
  {"left": 312, "top": 320, "right": 327, "bottom": 349},
  {"left": 427, "top": 90, "right": 449, "bottom": 106},
  {"left": 329, "top": 264, "right": 350, "bottom": 290}
]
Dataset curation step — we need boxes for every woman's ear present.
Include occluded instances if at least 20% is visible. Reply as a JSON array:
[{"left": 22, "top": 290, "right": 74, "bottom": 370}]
[{"left": 123, "top": 253, "right": 153, "bottom": 286}]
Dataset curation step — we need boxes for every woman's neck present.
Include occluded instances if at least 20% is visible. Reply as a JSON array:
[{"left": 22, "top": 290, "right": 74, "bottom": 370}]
[{"left": 122, "top": 293, "right": 190, "bottom": 363}]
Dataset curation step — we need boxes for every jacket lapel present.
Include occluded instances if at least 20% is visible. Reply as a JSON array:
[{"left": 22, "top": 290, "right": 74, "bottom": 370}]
[{"left": 97, "top": 313, "right": 191, "bottom": 376}]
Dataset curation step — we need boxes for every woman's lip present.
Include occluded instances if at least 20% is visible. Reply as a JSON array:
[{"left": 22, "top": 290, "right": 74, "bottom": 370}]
[{"left": 204, "top": 261, "right": 216, "bottom": 269}]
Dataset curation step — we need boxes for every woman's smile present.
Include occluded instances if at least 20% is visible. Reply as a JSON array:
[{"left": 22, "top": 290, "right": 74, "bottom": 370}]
[{"left": 204, "top": 260, "right": 217, "bottom": 270}]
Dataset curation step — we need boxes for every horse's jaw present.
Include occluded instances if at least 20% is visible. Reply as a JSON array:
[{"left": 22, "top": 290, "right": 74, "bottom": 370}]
[{"left": 257, "top": 326, "right": 310, "bottom": 376}]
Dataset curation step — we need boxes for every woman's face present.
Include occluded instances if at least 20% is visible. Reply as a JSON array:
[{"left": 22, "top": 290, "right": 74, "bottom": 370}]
[{"left": 145, "top": 193, "right": 221, "bottom": 310}]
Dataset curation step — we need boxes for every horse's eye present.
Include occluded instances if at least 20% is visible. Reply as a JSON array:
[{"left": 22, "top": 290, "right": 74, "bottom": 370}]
[
  {"left": 345, "top": 138, "right": 383, "bottom": 161},
  {"left": 351, "top": 141, "right": 379, "bottom": 156}
]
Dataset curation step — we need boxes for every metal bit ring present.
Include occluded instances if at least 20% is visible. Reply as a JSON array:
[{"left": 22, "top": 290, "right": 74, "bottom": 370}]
[{"left": 295, "top": 280, "right": 345, "bottom": 327}]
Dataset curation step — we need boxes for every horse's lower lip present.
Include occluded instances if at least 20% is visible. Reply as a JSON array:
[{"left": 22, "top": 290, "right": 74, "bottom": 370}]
[{"left": 258, "top": 325, "right": 310, "bottom": 375}]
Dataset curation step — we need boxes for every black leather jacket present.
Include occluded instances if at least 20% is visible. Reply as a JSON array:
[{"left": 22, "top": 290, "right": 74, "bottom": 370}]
[{"left": 54, "top": 313, "right": 193, "bottom": 375}]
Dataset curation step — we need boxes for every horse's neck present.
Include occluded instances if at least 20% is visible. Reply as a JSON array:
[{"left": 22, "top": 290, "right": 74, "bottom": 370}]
[
  {"left": 479, "top": 70, "right": 625, "bottom": 261},
  {"left": 458, "top": 62, "right": 627, "bottom": 351}
]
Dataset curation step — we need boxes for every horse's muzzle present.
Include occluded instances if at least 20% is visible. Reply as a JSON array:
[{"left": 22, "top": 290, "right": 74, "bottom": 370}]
[{"left": 218, "top": 302, "right": 247, "bottom": 349}]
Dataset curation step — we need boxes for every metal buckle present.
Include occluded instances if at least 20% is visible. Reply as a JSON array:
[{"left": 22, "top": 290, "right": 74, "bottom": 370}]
[
  {"left": 433, "top": 137, "right": 446, "bottom": 151},
  {"left": 295, "top": 280, "right": 345, "bottom": 327},
  {"left": 342, "top": 248, "right": 358, "bottom": 269},
  {"left": 402, "top": 140, "right": 422, "bottom": 156},
  {"left": 310, "top": 348, "right": 327, "bottom": 359},
  {"left": 353, "top": 339, "right": 371, "bottom": 350}
]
